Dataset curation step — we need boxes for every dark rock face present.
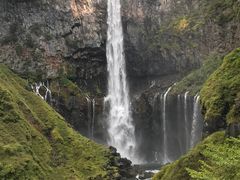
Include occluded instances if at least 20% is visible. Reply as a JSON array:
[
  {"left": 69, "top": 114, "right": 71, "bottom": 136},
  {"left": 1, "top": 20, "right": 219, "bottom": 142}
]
[
  {"left": 122, "top": 0, "right": 240, "bottom": 79},
  {"left": 122, "top": 0, "right": 181, "bottom": 77},
  {"left": 226, "top": 123, "right": 240, "bottom": 138},
  {"left": 202, "top": 118, "right": 227, "bottom": 137},
  {"left": 0, "top": 0, "right": 107, "bottom": 81},
  {"left": 108, "top": 146, "right": 137, "bottom": 180}
]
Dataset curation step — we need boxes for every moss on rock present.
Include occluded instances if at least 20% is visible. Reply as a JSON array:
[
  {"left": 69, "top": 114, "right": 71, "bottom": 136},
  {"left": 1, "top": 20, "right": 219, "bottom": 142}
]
[{"left": 200, "top": 48, "right": 240, "bottom": 124}]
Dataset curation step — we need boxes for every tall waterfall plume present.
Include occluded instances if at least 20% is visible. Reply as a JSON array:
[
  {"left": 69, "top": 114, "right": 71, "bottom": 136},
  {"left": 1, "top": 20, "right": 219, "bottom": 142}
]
[{"left": 105, "top": 0, "right": 136, "bottom": 161}]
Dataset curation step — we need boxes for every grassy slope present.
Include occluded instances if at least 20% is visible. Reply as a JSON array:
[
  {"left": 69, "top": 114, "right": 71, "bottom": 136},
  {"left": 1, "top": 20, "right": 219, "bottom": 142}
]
[
  {"left": 153, "top": 132, "right": 225, "bottom": 180},
  {"left": 201, "top": 48, "right": 240, "bottom": 124},
  {"left": 154, "top": 131, "right": 240, "bottom": 180},
  {"left": 0, "top": 64, "right": 117, "bottom": 179},
  {"left": 171, "top": 53, "right": 223, "bottom": 96}
]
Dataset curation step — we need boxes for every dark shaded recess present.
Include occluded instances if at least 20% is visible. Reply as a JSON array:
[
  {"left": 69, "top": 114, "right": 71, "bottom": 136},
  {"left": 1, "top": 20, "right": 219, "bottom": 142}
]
[{"left": 134, "top": 94, "right": 203, "bottom": 163}]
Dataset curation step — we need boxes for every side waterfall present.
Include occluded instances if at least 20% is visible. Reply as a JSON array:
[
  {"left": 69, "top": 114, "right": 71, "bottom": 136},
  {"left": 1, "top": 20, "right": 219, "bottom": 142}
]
[
  {"left": 140, "top": 90, "right": 204, "bottom": 164},
  {"left": 32, "top": 82, "right": 52, "bottom": 103},
  {"left": 184, "top": 91, "right": 190, "bottom": 150},
  {"left": 92, "top": 99, "right": 95, "bottom": 139},
  {"left": 162, "top": 86, "right": 173, "bottom": 164},
  {"left": 86, "top": 97, "right": 92, "bottom": 138},
  {"left": 105, "top": 0, "right": 136, "bottom": 161},
  {"left": 86, "top": 97, "right": 96, "bottom": 139},
  {"left": 190, "top": 95, "right": 203, "bottom": 148}
]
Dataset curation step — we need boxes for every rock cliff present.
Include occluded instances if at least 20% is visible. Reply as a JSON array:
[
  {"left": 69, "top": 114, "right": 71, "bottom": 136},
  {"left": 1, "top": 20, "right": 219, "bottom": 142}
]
[{"left": 0, "top": 0, "right": 240, "bottom": 145}]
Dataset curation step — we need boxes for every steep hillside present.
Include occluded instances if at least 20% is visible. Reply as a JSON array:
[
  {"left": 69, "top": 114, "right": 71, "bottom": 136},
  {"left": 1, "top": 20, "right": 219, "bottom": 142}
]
[
  {"left": 153, "top": 131, "right": 225, "bottom": 180},
  {"left": 171, "top": 53, "right": 223, "bottom": 96},
  {"left": 153, "top": 48, "right": 240, "bottom": 179},
  {"left": 201, "top": 48, "right": 240, "bottom": 135},
  {"left": 153, "top": 131, "right": 240, "bottom": 180},
  {"left": 0, "top": 64, "right": 122, "bottom": 179}
]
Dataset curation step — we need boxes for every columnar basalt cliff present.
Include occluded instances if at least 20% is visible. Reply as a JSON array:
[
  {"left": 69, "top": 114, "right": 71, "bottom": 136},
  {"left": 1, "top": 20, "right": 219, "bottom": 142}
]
[
  {"left": 122, "top": 0, "right": 240, "bottom": 80},
  {"left": 0, "top": 0, "right": 107, "bottom": 81}
]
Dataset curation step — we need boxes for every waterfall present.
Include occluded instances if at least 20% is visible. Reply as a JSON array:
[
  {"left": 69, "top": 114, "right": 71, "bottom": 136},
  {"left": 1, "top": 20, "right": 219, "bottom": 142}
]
[
  {"left": 177, "top": 94, "right": 184, "bottom": 154},
  {"left": 190, "top": 95, "right": 202, "bottom": 148},
  {"left": 32, "top": 82, "right": 52, "bottom": 103},
  {"left": 184, "top": 91, "right": 190, "bottom": 150},
  {"left": 86, "top": 97, "right": 92, "bottom": 138},
  {"left": 162, "top": 86, "right": 172, "bottom": 164},
  {"left": 105, "top": 0, "right": 136, "bottom": 161},
  {"left": 34, "top": 83, "right": 44, "bottom": 100},
  {"left": 92, "top": 99, "right": 95, "bottom": 139},
  {"left": 43, "top": 81, "right": 52, "bottom": 102},
  {"left": 137, "top": 90, "right": 204, "bottom": 163},
  {"left": 86, "top": 97, "right": 96, "bottom": 139}
]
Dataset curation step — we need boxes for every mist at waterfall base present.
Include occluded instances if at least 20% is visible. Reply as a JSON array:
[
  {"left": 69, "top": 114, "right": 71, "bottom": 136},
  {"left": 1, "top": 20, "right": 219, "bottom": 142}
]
[{"left": 134, "top": 92, "right": 203, "bottom": 165}]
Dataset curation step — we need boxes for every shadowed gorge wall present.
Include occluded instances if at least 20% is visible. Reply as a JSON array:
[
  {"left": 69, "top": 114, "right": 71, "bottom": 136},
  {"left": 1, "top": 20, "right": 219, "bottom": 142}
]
[{"left": 133, "top": 91, "right": 203, "bottom": 164}]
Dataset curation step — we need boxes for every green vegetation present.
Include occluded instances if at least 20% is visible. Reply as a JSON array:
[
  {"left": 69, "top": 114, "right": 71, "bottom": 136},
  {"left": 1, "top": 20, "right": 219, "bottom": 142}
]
[
  {"left": 146, "top": 0, "right": 239, "bottom": 77},
  {"left": 201, "top": 0, "right": 240, "bottom": 26},
  {"left": 50, "top": 75, "right": 90, "bottom": 108},
  {"left": 153, "top": 132, "right": 225, "bottom": 180},
  {"left": 0, "top": 64, "right": 118, "bottom": 179},
  {"left": 187, "top": 137, "right": 240, "bottom": 179},
  {"left": 200, "top": 48, "right": 240, "bottom": 124},
  {"left": 153, "top": 131, "right": 240, "bottom": 180},
  {"left": 154, "top": 48, "right": 240, "bottom": 180},
  {"left": 171, "top": 53, "right": 223, "bottom": 95}
]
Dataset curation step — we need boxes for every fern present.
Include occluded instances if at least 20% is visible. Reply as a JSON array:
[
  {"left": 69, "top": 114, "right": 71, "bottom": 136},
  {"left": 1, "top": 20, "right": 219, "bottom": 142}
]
[{"left": 187, "top": 138, "right": 240, "bottom": 179}]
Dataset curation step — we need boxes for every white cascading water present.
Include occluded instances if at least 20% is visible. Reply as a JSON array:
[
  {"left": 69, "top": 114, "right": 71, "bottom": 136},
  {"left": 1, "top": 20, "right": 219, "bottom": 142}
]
[
  {"left": 43, "top": 81, "right": 52, "bottom": 102},
  {"left": 184, "top": 91, "right": 189, "bottom": 150},
  {"left": 92, "top": 99, "right": 95, "bottom": 139},
  {"left": 86, "top": 97, "right": 95, "bottom": 139},
  {"left": 34, "top": 83, "right": 44, "bottom": 100},
  {"left": 86, "top": 97, "right": 92, "bottom": 138},
  {"left": 190, "top": 95, "right": 201, "bottom": 148},
  {"left": 105, "top": 0, "right": 136, "bottom": 161},
  {"left": 162, "top": 86, "right": 172, "bottom": 164},
  {"left": 32, "top": 82, "right": 52, "bottom": 103},
  {"left": 177, "top": 94, "right": 184, "bottom": 154}
]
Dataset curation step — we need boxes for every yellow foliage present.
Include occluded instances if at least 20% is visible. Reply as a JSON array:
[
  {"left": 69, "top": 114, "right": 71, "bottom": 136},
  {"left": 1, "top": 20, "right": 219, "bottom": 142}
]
[{"left": 176, "top": 18, "right": 189, "bottom": 31}]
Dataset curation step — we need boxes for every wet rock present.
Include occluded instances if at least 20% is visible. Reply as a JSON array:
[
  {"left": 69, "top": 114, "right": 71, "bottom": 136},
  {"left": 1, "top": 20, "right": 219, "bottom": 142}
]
[
  {"left": 203, "top": 119, "right": 227, "bottom": 137},
  {"left": 226, "top": 123, "right": 240, "bottom": 137},
  {"left": 108, "top": 146, "right": 137, "bottom": 180}
]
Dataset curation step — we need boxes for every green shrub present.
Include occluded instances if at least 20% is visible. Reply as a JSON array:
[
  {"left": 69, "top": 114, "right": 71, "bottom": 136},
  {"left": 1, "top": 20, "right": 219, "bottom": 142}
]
[
  {"left": 171, "top": 53, "right": 223, "bottom": 95},
  {"left": 153, "top": 132, "right": 225, "bottom": 180},
  {"left": 187, "top": 137, "right": 240, "bottom": 179},
  {"left": 201, "top": 48, "right": 240, "bottom": 123}
]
